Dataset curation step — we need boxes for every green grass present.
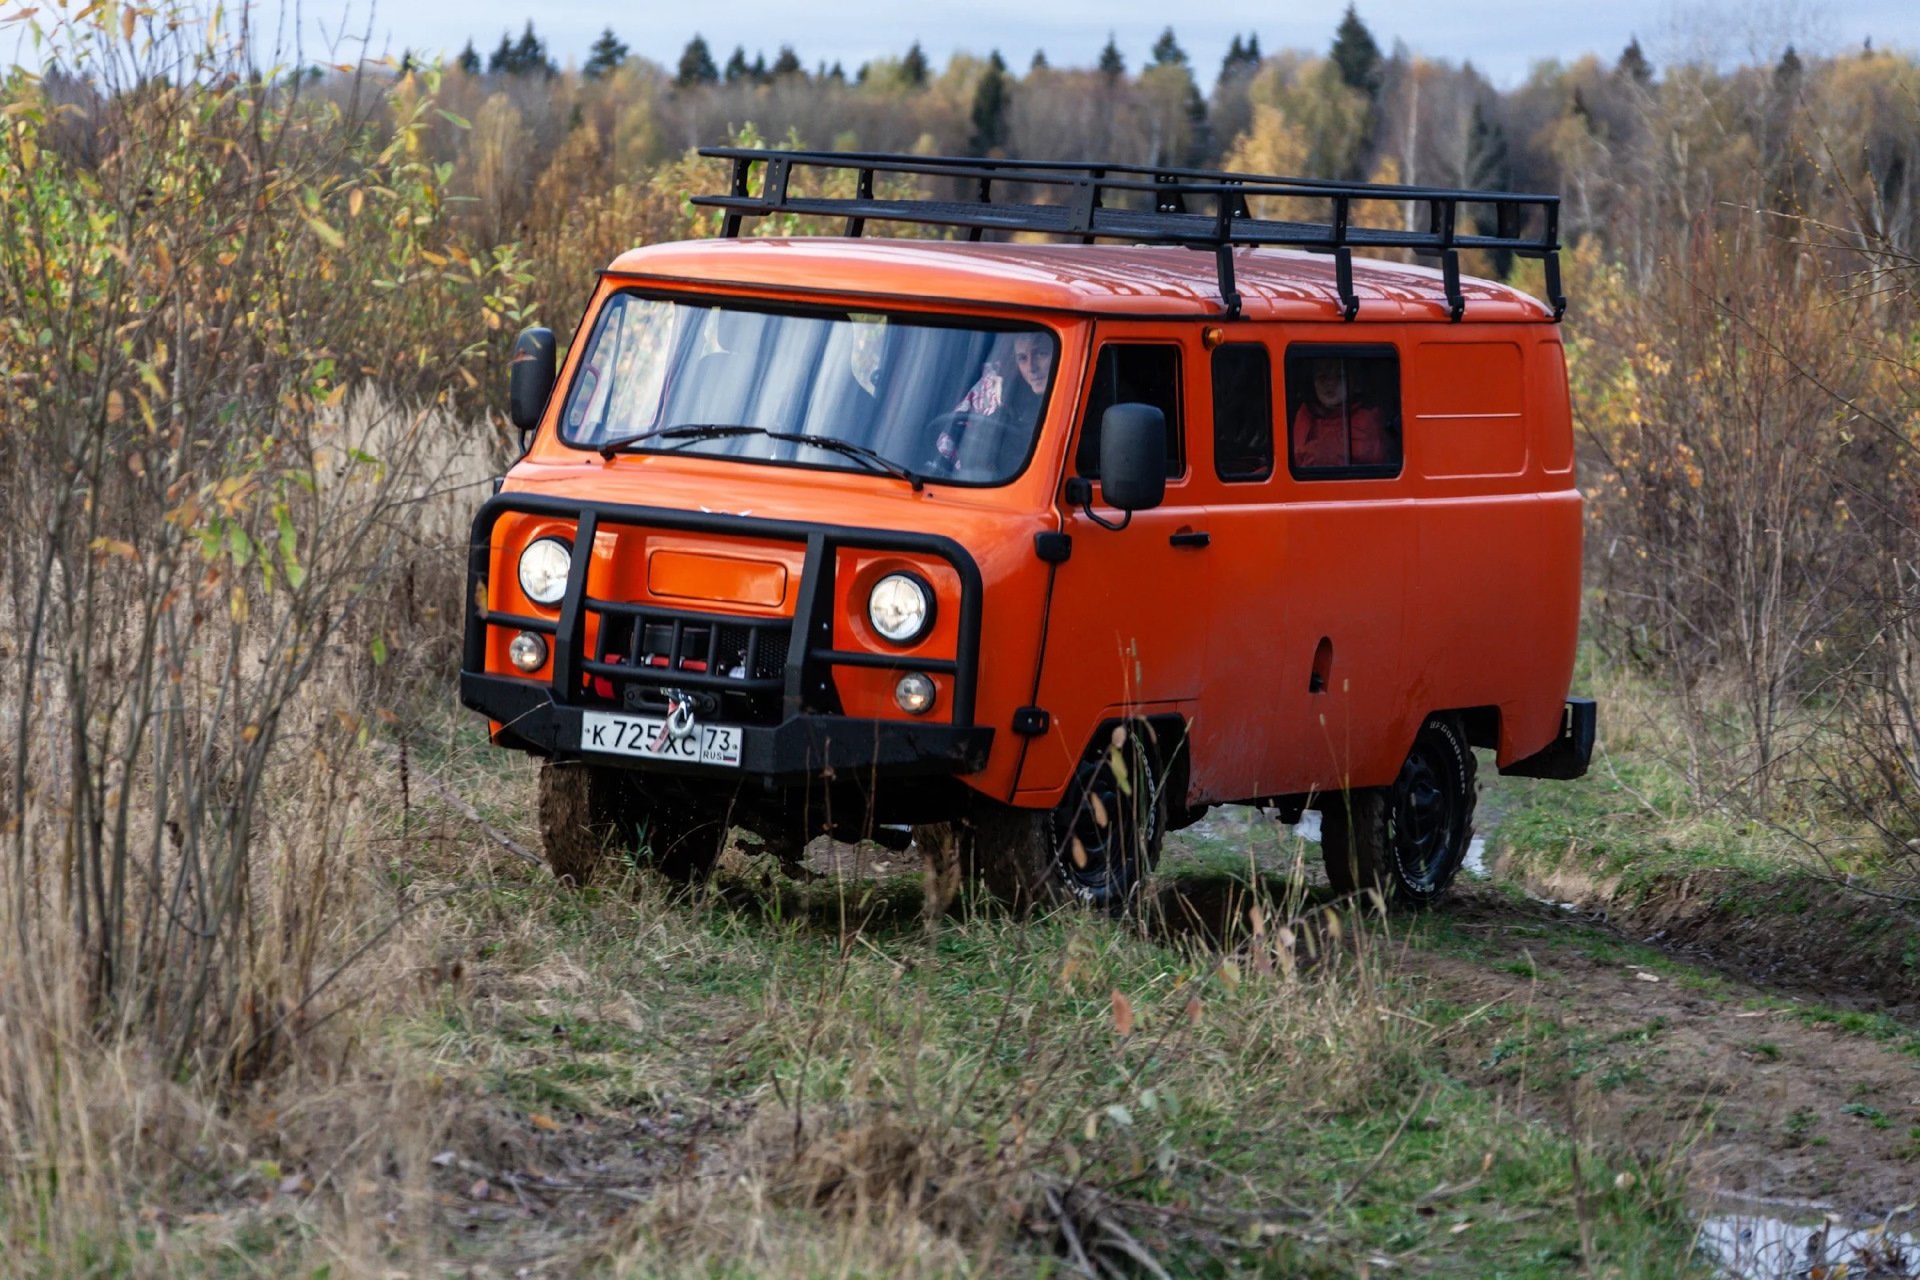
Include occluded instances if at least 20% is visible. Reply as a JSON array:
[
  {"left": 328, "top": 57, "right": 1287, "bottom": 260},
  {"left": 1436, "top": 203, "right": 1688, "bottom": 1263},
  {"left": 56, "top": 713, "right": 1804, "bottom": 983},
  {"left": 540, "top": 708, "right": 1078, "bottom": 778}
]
[{"left": 403, "top": 863, "right": 1706, "bottom": 1276}]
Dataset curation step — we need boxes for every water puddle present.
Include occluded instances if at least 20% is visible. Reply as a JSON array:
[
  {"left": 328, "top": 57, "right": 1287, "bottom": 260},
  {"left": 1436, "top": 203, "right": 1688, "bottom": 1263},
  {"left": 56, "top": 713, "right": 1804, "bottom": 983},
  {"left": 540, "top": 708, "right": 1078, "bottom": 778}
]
[
  {"left": 1698, "top": 1207, "right": 1918, "bottom": 1278},
  {"left": 1284, "top": 809, "right": 1492, "bottom": 881}
]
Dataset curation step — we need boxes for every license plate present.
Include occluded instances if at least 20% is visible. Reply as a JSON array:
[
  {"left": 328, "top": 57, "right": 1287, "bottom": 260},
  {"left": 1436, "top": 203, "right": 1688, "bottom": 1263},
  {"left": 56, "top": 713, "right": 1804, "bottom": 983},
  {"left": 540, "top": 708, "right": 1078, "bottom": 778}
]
[{"left": 579, "top": 710, "right": 743, "bottom": 768}]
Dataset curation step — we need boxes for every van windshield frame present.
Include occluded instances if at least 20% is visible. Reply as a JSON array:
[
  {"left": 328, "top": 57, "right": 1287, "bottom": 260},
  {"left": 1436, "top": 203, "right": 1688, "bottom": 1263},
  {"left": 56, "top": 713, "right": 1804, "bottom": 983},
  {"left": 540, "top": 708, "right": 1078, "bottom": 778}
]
[{"left": 556, "top": 290, "right": 1060, "bottom": 489}]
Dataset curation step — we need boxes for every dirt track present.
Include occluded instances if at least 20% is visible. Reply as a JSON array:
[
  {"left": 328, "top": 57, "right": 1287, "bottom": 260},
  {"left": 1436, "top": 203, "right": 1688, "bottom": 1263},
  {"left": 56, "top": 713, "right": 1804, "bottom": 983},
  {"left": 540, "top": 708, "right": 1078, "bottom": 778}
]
[{"left": 1160, "top": 810, "right": 1920, "bottom": 1225}]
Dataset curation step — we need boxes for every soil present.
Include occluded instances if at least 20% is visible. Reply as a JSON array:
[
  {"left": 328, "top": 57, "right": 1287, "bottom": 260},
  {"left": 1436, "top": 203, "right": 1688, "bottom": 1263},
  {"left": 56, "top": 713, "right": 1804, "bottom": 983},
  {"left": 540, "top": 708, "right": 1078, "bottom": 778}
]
[
  {"left": 1415, "top": 887, "right": 1920, "bottom": 1218},
  {"left": 1491, "top": 851, "right": 1920, "bottom": 1017},
  {"left": 1159, "top": 807, "right": 1920, "bottom": 1220}
]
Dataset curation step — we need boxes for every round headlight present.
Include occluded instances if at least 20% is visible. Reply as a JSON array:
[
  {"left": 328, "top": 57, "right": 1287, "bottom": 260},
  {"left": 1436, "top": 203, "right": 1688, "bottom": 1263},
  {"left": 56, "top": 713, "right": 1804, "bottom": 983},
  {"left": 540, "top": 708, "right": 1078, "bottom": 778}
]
[
  {"left": 517, "top": 537, "right": 572, "bottom": 606},
  {"left": 868, "top": 573, "right": 933, "bottom": 645}
]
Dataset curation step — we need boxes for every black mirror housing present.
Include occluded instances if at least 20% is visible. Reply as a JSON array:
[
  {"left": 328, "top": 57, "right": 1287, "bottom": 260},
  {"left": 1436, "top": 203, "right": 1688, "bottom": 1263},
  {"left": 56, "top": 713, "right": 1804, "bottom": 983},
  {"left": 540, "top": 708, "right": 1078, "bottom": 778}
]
[
  {"left": 1098, "top": 403, "right": 1167, "bottom": 512},
  {"left": 508, "top": 326, "right": 557, "bottom": 437}
]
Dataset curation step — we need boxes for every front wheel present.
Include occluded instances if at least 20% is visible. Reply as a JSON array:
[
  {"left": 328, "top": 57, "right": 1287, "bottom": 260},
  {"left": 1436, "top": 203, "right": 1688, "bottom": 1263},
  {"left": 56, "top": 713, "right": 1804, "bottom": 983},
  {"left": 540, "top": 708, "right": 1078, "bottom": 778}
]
[
  {"left": 537, "top": 763, "right": 725, "bottom": 887},
  {"left": 1320, "top": 715, "right": 1476, "bottom": 908},
  {"left": 916, "top": 722, "right": 1165, "bottom": 916}
]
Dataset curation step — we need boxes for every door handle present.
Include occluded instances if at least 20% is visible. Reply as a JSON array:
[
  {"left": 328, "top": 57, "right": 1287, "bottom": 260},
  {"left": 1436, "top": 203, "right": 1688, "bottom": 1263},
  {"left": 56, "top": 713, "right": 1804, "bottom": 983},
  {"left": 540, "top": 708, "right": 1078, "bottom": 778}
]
[{"left": 1169, "top": 530, "right": 1211, "bottom": 549}]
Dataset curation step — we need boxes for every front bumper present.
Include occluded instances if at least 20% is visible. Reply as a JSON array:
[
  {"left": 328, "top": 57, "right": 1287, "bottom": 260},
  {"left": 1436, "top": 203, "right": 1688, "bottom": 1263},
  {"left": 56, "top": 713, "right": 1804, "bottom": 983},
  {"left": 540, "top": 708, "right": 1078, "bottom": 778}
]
[
  {"left": 460, "top": 492, "right": 993, "bottom": 784},
  {"left": 462, "top": 672, "right": 992, "bottom": 782}
]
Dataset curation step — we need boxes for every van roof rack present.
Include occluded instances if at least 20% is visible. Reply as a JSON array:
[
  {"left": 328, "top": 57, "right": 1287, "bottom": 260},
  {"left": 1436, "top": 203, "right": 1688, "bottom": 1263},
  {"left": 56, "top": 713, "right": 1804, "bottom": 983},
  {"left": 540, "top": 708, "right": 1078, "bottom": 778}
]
[{"left": 693, "top": 147, "right": 1565, "bottom": 323}]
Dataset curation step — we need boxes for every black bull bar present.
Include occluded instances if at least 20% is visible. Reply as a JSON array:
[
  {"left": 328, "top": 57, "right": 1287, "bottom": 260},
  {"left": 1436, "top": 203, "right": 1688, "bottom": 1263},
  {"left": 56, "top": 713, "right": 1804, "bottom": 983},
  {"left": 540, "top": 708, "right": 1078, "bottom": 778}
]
[{"left": 459, "top": 493, "right": 994, "bottom": 783}]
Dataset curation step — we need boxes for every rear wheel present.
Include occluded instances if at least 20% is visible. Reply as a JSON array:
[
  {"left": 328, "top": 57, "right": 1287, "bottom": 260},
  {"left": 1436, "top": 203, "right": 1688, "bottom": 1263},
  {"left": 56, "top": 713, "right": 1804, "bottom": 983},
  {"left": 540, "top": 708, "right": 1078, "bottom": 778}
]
[
  {"left": 1320, "top": 715, "right": 1476, "bottom": 908},
  {"left": 537, "top": 763, "right": 725, "bottom": 887}
]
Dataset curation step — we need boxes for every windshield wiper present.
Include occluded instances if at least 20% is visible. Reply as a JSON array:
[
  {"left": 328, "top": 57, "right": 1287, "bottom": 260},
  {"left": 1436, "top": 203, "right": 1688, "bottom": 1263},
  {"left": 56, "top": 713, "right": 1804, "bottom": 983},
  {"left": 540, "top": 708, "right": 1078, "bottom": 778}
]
[
  {"left": 761, "top": 431, "right": 924, "bottom": 491},
  {"left": 596, "top": 423, "right": 759, "bottom": 459},
  {"left": 600, "top": 423, "right": 924, "bottom": 491}
]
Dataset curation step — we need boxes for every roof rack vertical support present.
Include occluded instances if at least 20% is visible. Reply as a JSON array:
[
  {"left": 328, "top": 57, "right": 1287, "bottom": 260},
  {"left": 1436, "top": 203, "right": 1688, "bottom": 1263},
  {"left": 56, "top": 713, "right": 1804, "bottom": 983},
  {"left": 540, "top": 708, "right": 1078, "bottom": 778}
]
[
  {"left": 721, "top": 154, "right": 753, "bottom": 238},
  {"left": 761, "top": 154, "right": 793, "bottom": 211},
  {"left": 1434, "top": 196, "right": 1464, "bottom": 321},
  {"left": 1331, "top": 196, "right": 1359, "bottom": 320},
  {"left": 1154, "top": 172, "right": 1187, "bottom": 214},
  {"left": 1544, "top": 250, "right": 1567, "bottom": 322},
  {"left": 1213, "top": 192, "right": 1242, "bottom": 319},
  {"left": 843, "top": 167, "right": 875, "bottom": 237},
  {"left": 967, "top": 175, "right": 992, "bottom": 242},
  {"left": 1076, "top": 169, "right": 1106, "bottom": 245}
]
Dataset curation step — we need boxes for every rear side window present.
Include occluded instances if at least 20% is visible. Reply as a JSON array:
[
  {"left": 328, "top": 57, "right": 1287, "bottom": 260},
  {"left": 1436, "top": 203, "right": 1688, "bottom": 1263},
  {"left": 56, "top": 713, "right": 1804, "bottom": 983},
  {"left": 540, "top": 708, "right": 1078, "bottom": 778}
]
[
  {"left": 1211, "top": 343, "right": 1274, "bottom": 482},
  {"left": 1284, "top": 345, "right": 1403, "bottom": 479},
  {"left": 1077, "top": 344, "right": 1184, "bottom": 478}
]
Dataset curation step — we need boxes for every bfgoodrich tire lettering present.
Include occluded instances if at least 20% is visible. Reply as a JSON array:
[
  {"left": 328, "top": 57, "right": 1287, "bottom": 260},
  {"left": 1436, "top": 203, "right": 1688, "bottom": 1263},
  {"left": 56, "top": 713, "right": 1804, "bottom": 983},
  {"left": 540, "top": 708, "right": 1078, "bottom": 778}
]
[{"left": 1321, "top": 715, "right": 1476, "bottom": 908}]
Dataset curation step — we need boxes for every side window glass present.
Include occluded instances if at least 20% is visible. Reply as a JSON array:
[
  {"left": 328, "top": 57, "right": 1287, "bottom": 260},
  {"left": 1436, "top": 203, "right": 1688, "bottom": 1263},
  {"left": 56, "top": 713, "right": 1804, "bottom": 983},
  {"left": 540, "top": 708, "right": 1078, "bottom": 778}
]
[
  {"left": 1284, "top": 345, "right": 1403, "bottom": 479},
  {"left": 1211, "top": 343, "right": 1273, "bottom": 482},
  {"left": 1077, "top": 344, "right": 1184, "bottom": 478}
]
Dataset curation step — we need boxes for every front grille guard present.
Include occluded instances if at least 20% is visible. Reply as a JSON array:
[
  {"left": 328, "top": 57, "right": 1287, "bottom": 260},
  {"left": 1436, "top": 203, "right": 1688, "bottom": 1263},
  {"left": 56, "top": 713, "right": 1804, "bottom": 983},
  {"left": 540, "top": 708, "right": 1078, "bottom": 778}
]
[{"left": 462, "top": 493, "right": 982, "bottom": 728}]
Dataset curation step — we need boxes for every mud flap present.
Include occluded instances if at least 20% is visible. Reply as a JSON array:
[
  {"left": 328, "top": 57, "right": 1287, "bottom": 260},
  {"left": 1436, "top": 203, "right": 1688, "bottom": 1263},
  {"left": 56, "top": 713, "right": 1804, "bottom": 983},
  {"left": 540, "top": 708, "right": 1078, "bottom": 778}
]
[{"left": 1498, "top": 697, "right": 1596, "bottom": 781}]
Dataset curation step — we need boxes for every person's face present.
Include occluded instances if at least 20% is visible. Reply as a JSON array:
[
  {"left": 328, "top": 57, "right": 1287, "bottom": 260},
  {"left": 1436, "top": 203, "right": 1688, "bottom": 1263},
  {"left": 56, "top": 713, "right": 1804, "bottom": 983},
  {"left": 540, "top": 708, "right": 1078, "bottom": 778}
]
[
  {"left": 1013, "top": 336, "right": 1053, "bottom": 394},
  {"left": 1312, "top": 361, "right": 1345, "bottom": 408}
]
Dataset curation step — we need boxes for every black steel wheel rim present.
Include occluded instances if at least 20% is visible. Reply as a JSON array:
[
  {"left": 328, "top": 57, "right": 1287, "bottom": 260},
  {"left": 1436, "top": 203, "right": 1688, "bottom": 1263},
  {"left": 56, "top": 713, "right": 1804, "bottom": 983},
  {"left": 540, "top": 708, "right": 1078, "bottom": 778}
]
[
  {"left": 1391, "top": 743, "right": 1462, "bottom": 895},
  {"left": 1053, "top": 757, "right": 1151, "bottom": 898}
]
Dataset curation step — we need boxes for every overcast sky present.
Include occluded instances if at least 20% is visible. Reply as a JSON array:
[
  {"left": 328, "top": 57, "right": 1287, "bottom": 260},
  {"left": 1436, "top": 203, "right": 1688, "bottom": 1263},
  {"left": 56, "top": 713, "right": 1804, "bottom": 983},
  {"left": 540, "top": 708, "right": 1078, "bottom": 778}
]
[{"left": 256, "top": 0, "right": 1918, "bottom": 86}]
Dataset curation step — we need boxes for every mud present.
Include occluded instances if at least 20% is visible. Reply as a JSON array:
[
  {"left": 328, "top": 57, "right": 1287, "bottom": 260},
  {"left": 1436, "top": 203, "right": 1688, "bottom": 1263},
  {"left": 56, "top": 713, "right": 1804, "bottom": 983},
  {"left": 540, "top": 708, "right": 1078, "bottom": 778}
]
[
  {"left": 1491, "top": 852, "right": 1920, "bottom": 1019},
  {"left": 1418, "top": 887, "right": 1920, "bottom": 1219}
]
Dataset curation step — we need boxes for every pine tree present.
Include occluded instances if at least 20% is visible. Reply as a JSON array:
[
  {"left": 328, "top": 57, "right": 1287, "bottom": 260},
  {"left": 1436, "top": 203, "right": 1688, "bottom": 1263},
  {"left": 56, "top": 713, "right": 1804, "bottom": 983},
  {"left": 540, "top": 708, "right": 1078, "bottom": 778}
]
[
  {"left": 1773, "top": 44, "right": 1803, "bottom": 93},
  {"left": 749, "top": 51, "right": 768, "bottom": 84},
  {"left": 677, "top": 35, "right": 719, "bottom": 87},
  {"left": 1616, "top": 36, "right": 1653, "bottom": 86},
  {"left": 771, "top": 46, "right": 803, "bottom": 79},
  {"left": 902, "top": 40, "right": 929, "bottom": 88},
  {"left": 1097, "top": 34, "right": 1125, "bottom": 82},
  {"left": 724, "top": 46, "right": 750, "bottom": 84},
  {"left": 1151, "top": 27, "right": 1186, "bottom": 67},
  {"left": 828, "top": 61, "right": 846, "bottom": 83},
  {"left": 1030, "top": 49, "right": 1048, "bottom": 72},
  {"left": 970, "top": 49, "right": 1011, "bottom": 155},
  {"left": 1245, "top": 33, "right": 1261, "bottom": 62},
  {"left": 583, "top": 27, "right": 628, "bottom": 80},
  {"left": 512, "top": 21, "right": 554, "bottom": 78},
  {"left": 456, "top": 40, "right": 480, "bottom": 74},
  {"left": 487, "top": 32, "right": 513, "bottom": 75},
  {"left": 1330, "top": 5, "right": 1382, "bottom": 96}
]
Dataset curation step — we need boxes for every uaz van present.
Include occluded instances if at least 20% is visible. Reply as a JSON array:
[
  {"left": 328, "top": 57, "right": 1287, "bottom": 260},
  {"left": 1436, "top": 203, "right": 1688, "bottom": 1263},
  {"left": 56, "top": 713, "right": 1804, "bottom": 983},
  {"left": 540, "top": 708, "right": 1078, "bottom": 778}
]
[{"left": 460, "top": 150, "right": 1594, "bottom": 910}]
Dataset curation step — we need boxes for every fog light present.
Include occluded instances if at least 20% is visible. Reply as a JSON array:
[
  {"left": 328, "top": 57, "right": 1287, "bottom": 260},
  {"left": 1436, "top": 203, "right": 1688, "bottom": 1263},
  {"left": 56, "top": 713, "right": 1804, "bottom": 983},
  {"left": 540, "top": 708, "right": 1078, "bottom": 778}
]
[
  {"left": 894, "top": 671, "right": 935, "bottom": 715},
  {"left": 508, "top": 631, "right": 547, "bottom": 672}
]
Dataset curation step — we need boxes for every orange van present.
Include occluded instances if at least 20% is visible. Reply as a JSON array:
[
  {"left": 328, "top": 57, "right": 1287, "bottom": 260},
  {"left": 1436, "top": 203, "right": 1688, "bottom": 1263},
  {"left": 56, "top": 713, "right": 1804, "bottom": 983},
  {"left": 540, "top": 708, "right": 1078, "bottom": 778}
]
[{"left": 461, "top": 150, "right": 1594, "bottom": 909}]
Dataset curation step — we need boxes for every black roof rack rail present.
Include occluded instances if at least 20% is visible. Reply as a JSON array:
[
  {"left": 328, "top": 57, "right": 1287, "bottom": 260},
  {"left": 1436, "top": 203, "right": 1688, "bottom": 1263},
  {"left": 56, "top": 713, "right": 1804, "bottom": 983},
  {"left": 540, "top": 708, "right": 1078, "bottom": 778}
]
[{"left": 692, "top": 147, "right": 1566, "bottom": 323}]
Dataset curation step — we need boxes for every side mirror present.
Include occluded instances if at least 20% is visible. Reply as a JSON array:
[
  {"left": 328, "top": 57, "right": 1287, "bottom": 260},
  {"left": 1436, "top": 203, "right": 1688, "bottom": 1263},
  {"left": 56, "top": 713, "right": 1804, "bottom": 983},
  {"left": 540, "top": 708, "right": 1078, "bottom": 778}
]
[
  {"left": 1098, "top": 403, "right": 1167, "bottom": 513},
  {"left": 508, "top": 326, "right": 557, "bottom": 447}
]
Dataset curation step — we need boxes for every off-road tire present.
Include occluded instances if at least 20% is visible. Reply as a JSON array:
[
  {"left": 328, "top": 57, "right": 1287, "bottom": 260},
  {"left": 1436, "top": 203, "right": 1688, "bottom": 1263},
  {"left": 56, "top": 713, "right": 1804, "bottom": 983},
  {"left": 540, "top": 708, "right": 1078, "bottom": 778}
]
[
  {"left": 916, "top": 724, "right": 1166, "bottom": 917},
  {"left": 1320, "top": 715, "right": 1476, "bottom": 909},
  {"left": 1048, "top": 726, "right": 1165, "bottom": 914},
  {"left": 537, "top": 763, "right": 724, "bottom": 887}
]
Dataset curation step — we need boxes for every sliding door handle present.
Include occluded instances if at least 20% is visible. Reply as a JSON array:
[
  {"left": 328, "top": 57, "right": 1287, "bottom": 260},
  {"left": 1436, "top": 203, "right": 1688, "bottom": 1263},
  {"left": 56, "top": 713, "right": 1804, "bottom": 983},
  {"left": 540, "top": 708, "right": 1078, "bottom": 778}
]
[{"left": 1169, "top": 530, "right": 1211, "bottom": 549}]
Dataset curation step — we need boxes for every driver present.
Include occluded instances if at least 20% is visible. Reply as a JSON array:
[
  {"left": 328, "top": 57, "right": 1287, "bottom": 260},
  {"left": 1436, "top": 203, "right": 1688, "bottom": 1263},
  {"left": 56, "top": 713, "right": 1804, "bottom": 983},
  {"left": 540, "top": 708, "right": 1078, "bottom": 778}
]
[{"left": 934, "top": 332, "right": 1053, "bottom": 474}]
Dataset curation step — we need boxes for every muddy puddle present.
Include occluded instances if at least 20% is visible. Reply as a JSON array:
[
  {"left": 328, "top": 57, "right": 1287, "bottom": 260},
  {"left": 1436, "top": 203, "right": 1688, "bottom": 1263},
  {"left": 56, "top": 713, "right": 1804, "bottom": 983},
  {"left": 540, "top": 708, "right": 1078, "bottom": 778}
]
[{"left": 1698, "top": 1204, "right": 1918, "bottom": 1277}]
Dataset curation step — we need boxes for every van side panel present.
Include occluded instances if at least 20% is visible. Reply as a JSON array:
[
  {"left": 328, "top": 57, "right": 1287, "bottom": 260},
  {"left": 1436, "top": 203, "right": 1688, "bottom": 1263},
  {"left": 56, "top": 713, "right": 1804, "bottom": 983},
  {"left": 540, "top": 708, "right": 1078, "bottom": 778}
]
[{"left": 1402, "top": 331, "right": 1581, "bottom": 767}]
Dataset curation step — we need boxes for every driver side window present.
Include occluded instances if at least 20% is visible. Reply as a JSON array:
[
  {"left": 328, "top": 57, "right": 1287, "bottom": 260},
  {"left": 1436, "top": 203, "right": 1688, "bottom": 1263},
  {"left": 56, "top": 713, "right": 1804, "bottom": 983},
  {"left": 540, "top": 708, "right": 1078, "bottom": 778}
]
[{"left": 1075, "top": 344, "right": 1184, "bottom": 478}]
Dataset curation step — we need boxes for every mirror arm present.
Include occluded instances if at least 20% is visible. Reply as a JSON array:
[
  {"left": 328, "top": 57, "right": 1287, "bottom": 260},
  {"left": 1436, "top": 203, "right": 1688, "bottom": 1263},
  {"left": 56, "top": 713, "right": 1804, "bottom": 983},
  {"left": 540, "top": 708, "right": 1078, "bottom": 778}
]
[{"left": 1064, "top": 477, "right": 1132, "bottom": 532}]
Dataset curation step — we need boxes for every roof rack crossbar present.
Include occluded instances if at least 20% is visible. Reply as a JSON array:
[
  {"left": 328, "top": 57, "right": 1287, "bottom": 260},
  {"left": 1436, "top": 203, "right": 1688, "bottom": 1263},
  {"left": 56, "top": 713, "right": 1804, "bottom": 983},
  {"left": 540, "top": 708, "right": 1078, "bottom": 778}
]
[{"left": 696, "top": 148, "right": 1566, "bottom": 321}]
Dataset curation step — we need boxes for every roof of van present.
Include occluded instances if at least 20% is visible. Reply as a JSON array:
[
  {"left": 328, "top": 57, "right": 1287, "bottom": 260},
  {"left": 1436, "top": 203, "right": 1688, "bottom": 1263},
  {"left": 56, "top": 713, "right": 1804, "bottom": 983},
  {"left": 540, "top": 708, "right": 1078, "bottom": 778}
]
[{"left": 604, "top": 238, "right": 1554, "bottom": 324}]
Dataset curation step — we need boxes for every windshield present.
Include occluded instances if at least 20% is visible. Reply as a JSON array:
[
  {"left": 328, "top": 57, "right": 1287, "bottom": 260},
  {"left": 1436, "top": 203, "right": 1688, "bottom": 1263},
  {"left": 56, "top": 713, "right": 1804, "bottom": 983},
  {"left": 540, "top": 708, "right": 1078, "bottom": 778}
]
[{"left": 558, "top": 294, "right": 1059, "bottom": 485}]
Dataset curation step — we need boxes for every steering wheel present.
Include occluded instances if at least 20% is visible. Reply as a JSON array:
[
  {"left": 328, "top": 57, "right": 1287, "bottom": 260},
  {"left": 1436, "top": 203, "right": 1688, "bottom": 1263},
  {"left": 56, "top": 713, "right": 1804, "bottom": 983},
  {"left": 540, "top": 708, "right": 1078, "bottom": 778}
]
[{"left": 919, "top": 410, "right": 989, "bottom": 478}]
